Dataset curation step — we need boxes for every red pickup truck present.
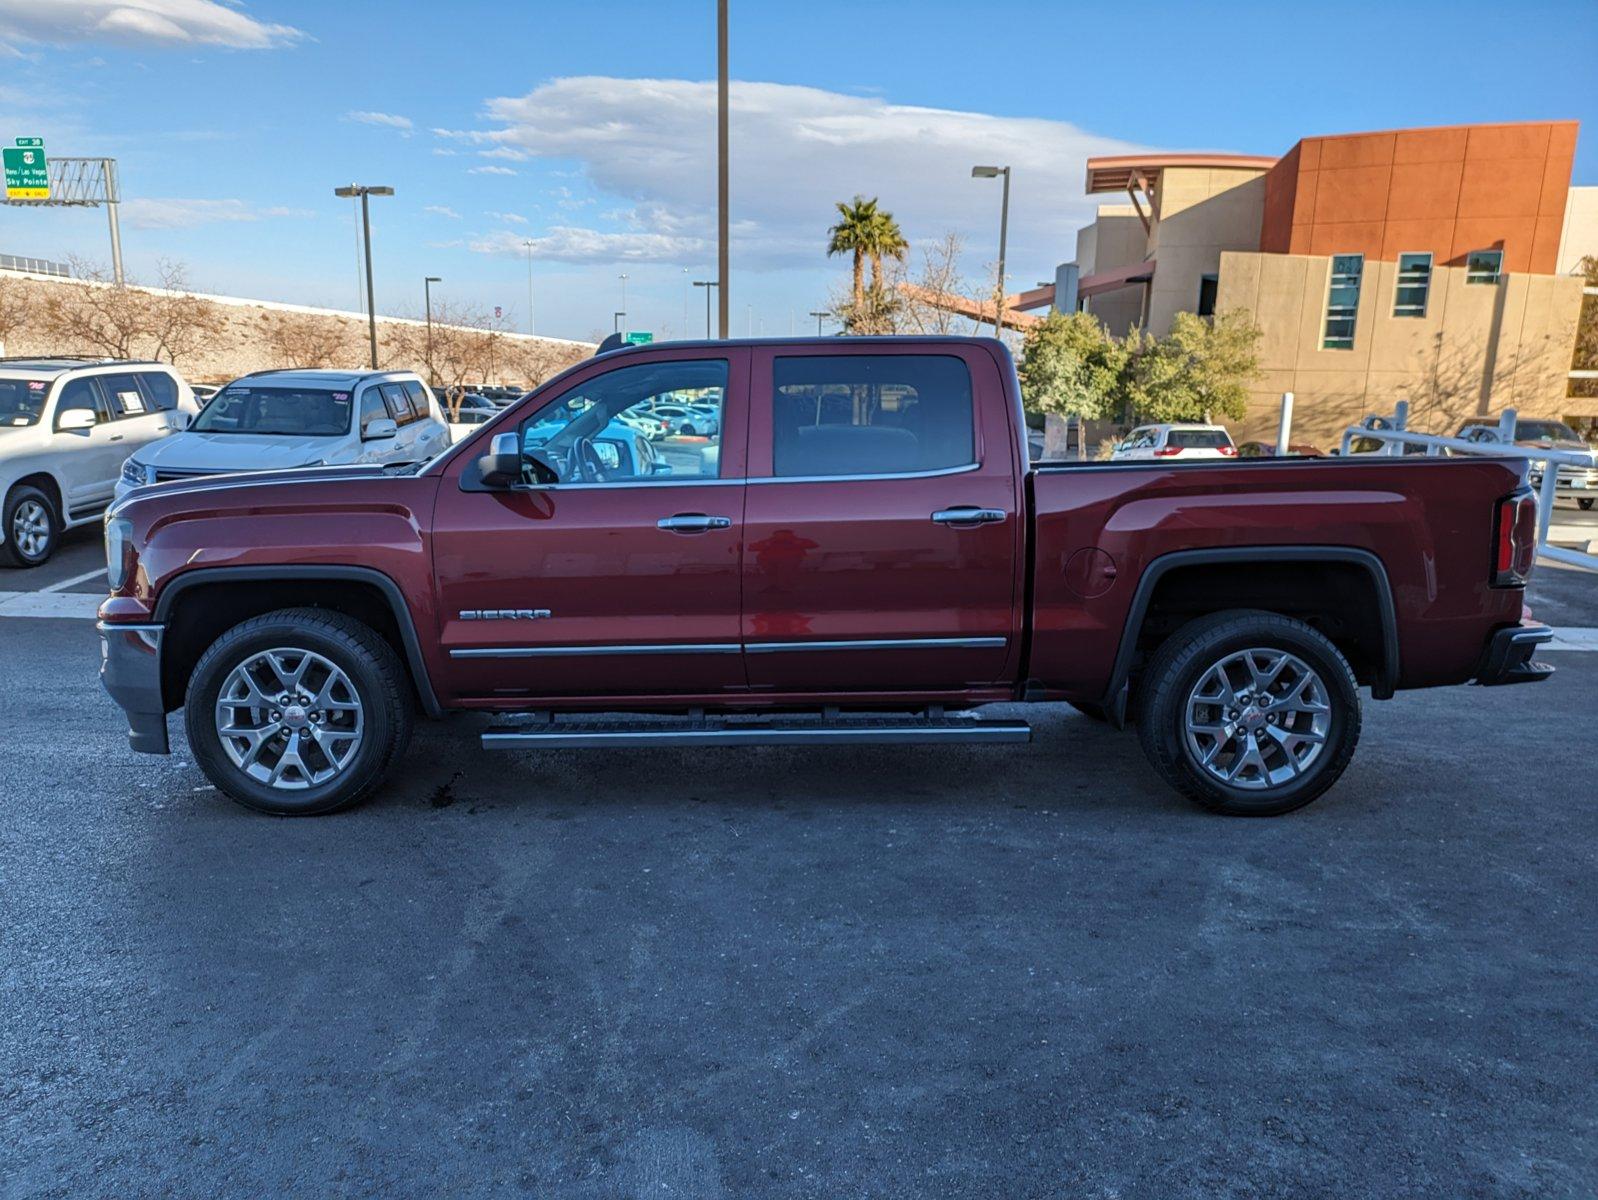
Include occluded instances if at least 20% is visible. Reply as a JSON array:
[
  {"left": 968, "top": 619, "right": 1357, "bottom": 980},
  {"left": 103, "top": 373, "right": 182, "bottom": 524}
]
[{"left": 99, "top": 336, "right": 1551, "bottom": 818}]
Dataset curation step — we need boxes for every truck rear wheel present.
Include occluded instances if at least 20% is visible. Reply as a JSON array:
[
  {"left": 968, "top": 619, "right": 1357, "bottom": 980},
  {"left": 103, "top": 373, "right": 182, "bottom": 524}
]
[
  {"left": 185, "top": 607, "right": 413, "bottom": 816},
  {"left": 1134, "top": 610, "right": 1361, "bottom": 816}
]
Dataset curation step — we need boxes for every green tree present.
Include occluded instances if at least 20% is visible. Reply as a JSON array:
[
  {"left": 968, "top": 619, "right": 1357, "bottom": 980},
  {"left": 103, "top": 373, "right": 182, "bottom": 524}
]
[
  {"left": 866, "top": 206, "right": 909, "bottom": 294},
  {"left": 1017, "top": 310, "right": 1128, "bottom": 421},
  {"left": 1124, "top": 309, "right": 1262, "bottom": 423},
  {"left": 827, "top": 196, "right": 881, "bottom": 313},
  {"left": 827, "top": 197, "right": 910, "bottom": 333}
]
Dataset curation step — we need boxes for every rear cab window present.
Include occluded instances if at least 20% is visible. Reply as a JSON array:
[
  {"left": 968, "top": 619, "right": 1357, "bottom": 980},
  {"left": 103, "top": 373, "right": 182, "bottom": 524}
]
[{"left": 1167, "top": 429, "right": 1233, "bottom": 450}]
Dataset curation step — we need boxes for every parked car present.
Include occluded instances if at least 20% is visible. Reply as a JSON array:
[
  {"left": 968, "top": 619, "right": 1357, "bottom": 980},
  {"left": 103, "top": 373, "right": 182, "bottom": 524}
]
[
  {"left": 1456, "top": 418, "right": 1598, "bottom": 509},
  {"left": 0, "top": 357, "right": 198, "bottom": 566},
  {"left": 616, "top": 410, "right": 668, "bottom": 439},
  {"left": 647, "top": 402, "right": 720, "bottom": 437},
  {"left": 1237, "top": 441, "right": 1324, "bottom": 458},
  {"left": 190, "top": 384, "right": 221, "bottom": 404},
  {"left": 100, "top": 336, "right": 1549, "bottom": 820},
  {"left": 114, "top": 369, "right": 448, "bottom": 503},
  {"left": 442, "top": 392, "right": 499, "bottom": 443},
  {"left": 1111, "top": 424, "right": 1237, "bottom": 461}
]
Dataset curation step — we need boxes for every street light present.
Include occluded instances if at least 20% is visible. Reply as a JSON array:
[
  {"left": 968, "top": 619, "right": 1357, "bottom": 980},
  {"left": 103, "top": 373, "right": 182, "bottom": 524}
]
[
  {"left": 808, "top": 309, "right": 830, "bottom": 336},
  {"left": 618, "top": 273, "right": 629, "bottom": 318},
  {"left": 522, "top": 239, "right": 536, "bottom": 336},
  {"left": 971, "top": 165, "right": 1010, "bottom": 336},
  {"left": 692, "top": 280, "right": 718, "bottom": 338},
  {"left": 334, "top": 184, "right": 394, "bottom": 368},
  {"left": 423, "top": 276, "right": 441, "bottom": 385}
]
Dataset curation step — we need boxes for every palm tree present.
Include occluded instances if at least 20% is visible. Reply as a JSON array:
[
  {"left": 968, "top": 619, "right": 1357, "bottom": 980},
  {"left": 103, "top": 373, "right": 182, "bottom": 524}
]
[
  {"left": 866, "top": 207, "right": 909, "bottom": 294},
  {"left": 827, "top": 196, "right": 880, "bottom": 312}
]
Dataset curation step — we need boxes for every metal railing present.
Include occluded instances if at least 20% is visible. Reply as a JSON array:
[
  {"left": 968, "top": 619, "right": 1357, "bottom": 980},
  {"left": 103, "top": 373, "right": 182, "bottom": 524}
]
[
  {"left": 1341, "top": 402, "right": 1598, "bottom": 573},
  {"left": 0, "top": 253, "right": 71, "bottom": 277}
]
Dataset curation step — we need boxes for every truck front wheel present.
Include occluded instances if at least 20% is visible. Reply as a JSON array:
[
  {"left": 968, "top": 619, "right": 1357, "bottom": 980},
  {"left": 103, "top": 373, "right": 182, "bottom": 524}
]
[
  {"left": 1134, "top": 610, "right": 1361, "bottom": 816},
  {"left": 185, "top": 607, "right": 413, "bottom": 816}
]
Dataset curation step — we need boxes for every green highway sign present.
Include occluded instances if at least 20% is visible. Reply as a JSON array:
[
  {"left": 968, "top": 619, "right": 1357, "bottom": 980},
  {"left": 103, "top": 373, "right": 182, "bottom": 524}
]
[
  {"left": 4, "top": 137, "right": 48, "bottom": 200},
  {"left": 624, "top": 331, "right": 654, "bottom": 345}
]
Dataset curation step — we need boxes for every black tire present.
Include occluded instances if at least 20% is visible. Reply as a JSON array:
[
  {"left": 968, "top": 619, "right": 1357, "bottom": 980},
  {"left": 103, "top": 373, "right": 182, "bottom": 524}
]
[
  {"left": 0, "top": 484, "right": 60, "bottom": 568},
  {"left": 185, "top": 607, "right": 413, "bottom": 816},
  {"left": 1134, "top": 609, "right": 1361, "bottom": 817},
  {"left": 681, "top": 423, "right": 698, "bottom": 437},
  {"left": 1579, "top": 498, "right": 1594, "bottom": 511},
  {"left": 1068, "top": 700, "right": 1110, "bottom": 723}
]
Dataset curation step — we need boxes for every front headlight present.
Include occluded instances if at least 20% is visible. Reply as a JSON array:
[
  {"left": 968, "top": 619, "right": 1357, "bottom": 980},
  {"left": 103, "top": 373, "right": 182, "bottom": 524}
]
[
  {"left": 104, "top": 515, "right": 135, "bottom": 591},
  {"left": 120, "top": 459, "right": 145, "bottom": 487}
]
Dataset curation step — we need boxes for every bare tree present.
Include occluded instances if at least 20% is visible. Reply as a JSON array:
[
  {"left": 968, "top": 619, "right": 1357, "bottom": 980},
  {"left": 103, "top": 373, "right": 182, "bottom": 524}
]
[
  {"left": 39, "top": 257, "right": 225, "bottom": 368},
  {"left": 387, "top": 301, "right": 505, "bottom": 419},
  {"left": 266, "top": 311, "right": 357, "bottom": 369},
  {"left": 898, "top": 233, "right": 974, "bottom": 335},
  {"left": 0, "top": 273, "right": 29, "bottom": 353}
]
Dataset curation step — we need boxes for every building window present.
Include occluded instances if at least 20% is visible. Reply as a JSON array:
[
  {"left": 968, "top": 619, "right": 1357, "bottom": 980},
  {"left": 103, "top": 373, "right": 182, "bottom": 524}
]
[
  {"left": 1196, "top": 274, "right": 1218, "bottom": 317},
  {"left": 1393, "top": 252, "right": 1432, "bottom": 317},
  {"left": 1321, "top": 253, "right": 1363, "bottom": 350},
  {"left": 1465, "top": 249, "right": 1503, "bottom": 285}
]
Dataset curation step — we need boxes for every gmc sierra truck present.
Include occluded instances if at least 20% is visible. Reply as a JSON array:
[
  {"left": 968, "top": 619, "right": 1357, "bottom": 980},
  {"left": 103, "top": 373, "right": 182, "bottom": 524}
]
[{"left": 99, "top": 337, "right": 1552, "bottom": 818}]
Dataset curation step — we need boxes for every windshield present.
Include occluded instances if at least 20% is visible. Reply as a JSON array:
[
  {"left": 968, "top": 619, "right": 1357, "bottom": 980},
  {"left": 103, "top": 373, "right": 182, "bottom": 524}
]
[
  {"left": 191, "top": 385, "right": 353, "bottom": 436},
  {"left": 1167, "top": 429, "right": 1233, "bottom": 449},
  {"left": 0, "top": 377, "right": 51, "bottom": 427},
  {"left": 1515, "top": 420, "right": 1581, "bottom": 443}
]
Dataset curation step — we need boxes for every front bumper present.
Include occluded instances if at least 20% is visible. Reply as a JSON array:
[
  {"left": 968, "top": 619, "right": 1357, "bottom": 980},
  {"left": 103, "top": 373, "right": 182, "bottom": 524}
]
[
  {"left": 1474, "top": 622, "right": 1555, "bottom": 687},
  {"left": 98, "top": 621, "right": 170, "bottom": 753}
]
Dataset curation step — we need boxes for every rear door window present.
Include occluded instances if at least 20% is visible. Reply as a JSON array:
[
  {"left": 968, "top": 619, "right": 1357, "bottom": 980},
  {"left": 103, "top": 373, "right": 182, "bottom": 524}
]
[
  {"left": 770, "top": 354, "right": 974, "bottom": 477},
  {"left": 402, "top": 380, "right": 434, "bottom": 420},
  {"left": 136, "top": 372, "right": 179, "bottom": 411}
]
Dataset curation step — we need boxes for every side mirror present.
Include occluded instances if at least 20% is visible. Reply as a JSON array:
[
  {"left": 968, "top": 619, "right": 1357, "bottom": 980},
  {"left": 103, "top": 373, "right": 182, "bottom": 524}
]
[
  {"left": 165, "top": 410, "right": 191, "bottom": 431},
  {"left": 478, "top": 432, "right": 524, "bottom": 488},
  {"left": 362, "top": 417, "right": 397, "bottom": 442},
  {"left": 57, "top": 408, "right": 97, "bottom": 431}
]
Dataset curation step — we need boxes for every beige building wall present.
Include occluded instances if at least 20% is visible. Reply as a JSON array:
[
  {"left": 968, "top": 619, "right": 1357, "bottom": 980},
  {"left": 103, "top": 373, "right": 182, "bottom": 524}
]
[
  {"left": 1143, "top": 166, "right": 1269, "bottom": 336},
  {"left": 1075, "top": 204, "right": 1145, "bottom": 335},
  {"left": 1558, "top": 185, "right": 1598, "bottom": 274},
  {"left": 1215, "top": 249, "right": 1584, "bottom": 444}
]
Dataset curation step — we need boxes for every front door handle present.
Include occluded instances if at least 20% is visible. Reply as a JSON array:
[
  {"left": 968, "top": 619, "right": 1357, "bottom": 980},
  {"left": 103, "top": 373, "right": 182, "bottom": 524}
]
[
  {"left": 657, "top": 512, "right": 733, "bottom": 533},
  {"left": 931, "top": 506, "right": 1006, "bottom": 527}
]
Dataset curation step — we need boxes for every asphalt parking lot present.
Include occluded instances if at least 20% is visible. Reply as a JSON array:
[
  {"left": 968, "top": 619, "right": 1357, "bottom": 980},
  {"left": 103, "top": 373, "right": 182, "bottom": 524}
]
[{"left": 2, "top": 533, "right": 1596, "bottom": 1197}]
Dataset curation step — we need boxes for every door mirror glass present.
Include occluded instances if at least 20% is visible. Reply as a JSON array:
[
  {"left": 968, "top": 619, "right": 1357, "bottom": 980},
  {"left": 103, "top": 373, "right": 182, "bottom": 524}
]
[
  {"left": 362, "top": 417, "right": 397, "bottom": 442},
  {"left": 57, "top": 407, "right": 97, "bottom": 431},
  {"left": 478, "top": 431, "right": 523, "bottom": 488},
  {"left": 165, "top": 410, "right": 191, "bottom": 431}
]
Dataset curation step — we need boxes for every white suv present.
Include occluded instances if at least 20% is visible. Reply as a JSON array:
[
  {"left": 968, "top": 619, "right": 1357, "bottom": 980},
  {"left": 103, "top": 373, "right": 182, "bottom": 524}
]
[
  {"left": 0, "top": 357, "right": 197, "bottom": 567},
  {"left": 115, "top": 369, "right": 449, "bottom": 503},
  {"left": 1110, "top": 423, "right": 1238, "bottom": 462}
]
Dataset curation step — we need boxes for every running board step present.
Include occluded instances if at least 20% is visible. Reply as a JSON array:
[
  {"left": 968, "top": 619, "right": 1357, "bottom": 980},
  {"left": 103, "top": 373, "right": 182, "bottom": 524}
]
[{"left": 481, "top": 713, "right": 1032, "bottom": 749}]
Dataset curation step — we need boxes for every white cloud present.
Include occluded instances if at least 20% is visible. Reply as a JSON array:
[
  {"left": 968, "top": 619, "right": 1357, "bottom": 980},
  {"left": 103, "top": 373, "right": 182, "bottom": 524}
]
[
  {"left": 424, "top": 204, "right": 461, "bottom": 219},
  {"left": 0, "top": 1, "right": 302, "bottom": 51},
  {"left": 486, "top": 210, "right": 527, "bottom": 225},
  {"left": 344, "top": 110, "right": 413, "bottom": 133},
  {"left": 471, "top": 226, "right": 705, "bottom": 264},
  {"left": 121, "top": 197, "right": 313, "bottom": 230},
  {"left": 448, "top": 76, "right": 1152, "bottom": 269},
  {"left": 468, "top": 165, "right": 517, "bottom": 177}
]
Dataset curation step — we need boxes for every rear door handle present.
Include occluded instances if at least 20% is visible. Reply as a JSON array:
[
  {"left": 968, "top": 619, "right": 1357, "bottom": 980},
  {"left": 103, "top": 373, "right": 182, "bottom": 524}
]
[
  {"left": 657, "top": 512, "right": 733, "bottom": 533},
  {"left": 931, "top": 506, "right": 1006, "bottom": 527}
]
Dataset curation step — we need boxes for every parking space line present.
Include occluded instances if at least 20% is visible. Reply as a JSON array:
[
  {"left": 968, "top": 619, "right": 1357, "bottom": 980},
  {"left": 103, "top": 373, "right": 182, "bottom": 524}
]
[
  {"left": 0, "top": 591, "right": 104, "bottom": 620},
  {"left": 1544, "top": 627, "right": 1598, "bottom": 652},
  {"left": 40, "top": 567, "right": 107, "bottom": 594}
]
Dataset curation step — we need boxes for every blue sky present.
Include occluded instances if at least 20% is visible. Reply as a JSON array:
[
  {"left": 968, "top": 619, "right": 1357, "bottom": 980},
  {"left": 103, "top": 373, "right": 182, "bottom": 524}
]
[{"left": 0, "top": 0, "right": 1593, "bottom": 343}]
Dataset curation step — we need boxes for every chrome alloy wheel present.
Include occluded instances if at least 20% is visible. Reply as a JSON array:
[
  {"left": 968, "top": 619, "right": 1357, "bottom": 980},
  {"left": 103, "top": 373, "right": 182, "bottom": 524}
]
[
  {"left": 12, "top": 499, "right": 50, "bottom": 558},
  {"left": 1183, "top": 647, "right": 1332, "bottom": 790},
  {"left": 214, "top": 648, "right": 364, "bottom": 789}
]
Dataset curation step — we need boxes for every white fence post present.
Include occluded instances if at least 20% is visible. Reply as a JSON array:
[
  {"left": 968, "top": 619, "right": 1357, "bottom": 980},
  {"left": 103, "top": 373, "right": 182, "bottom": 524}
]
[{"left": 1275, "top": 392, "right": 1294, "bottom": 455}]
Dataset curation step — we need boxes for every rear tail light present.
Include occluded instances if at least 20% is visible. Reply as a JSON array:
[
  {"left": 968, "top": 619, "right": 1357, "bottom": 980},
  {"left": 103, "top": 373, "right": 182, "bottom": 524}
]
[
  {"left": 1153, "top": 446, "right": 1182, "bottom": 457},
  {"left": 1492, "top": 489, "right": 1537, "bottom": 587},
  {"left": 1218, "top": 445, "right": 1237, "bottom": 456}
]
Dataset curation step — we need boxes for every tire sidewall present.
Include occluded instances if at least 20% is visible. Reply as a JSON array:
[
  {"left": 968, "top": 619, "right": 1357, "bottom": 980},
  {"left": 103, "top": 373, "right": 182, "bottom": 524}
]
[
  {"left": 3, "top": 485, "right": 59, "bottom": 567},
  {"left": 1149, "top": 620, "right": 1359, "bottom": 815},
  {"left": 186, "top": 619, "right": 400, "bottom": 816}
]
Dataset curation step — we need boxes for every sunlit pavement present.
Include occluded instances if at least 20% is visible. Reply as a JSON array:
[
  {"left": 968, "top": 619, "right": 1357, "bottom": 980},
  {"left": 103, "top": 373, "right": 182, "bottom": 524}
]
[{"left": 1, "top": 535, "right": 1595, "bottom": 1195}]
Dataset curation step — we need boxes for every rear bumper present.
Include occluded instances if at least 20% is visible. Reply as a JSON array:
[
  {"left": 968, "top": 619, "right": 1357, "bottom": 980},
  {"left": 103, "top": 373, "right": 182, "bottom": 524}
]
[
  {"left": 98, "top": 621, "right": 170, "bottom": 753},
  {"left": 1474, "top": 622, "right": 1555, "bottom": 687}
]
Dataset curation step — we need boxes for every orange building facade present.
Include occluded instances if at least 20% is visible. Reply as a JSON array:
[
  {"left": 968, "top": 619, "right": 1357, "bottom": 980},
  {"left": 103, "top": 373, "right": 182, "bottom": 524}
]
[{"left": 1259, "top": 122, "right": 1578, "bottom": 275}]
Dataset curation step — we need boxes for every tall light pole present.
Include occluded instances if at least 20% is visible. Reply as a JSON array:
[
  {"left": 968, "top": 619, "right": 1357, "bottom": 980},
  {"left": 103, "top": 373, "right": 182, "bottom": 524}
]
[
  {"left": 716, "top": 0, "right": 730, "bottom": 338},
  {"left": 808, "top": 309, "right": 829, "bottom": 336},
  {"left": 334, "top": 184, "right": 394, "bottom": 367},
  {"left": 423, "top": 275, "right": 441, "bottom": 384},
  {"left": 614, "top": 310, "right": 626, "bottom": 335},
  {"left": 682, "top": 267, "right": 690, "bottom": 339},
  {"left": 522, "top": 239, "right": 536, "bottom": 336},
  {"left": 971, "top": 165, "right": 1010, "bottom": 336},
  {"left": 618, "top": 273, "right": 629, "bottom": 322},
  {"left": 692, "top": 280, "right": 718, "bottom": 338}
]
